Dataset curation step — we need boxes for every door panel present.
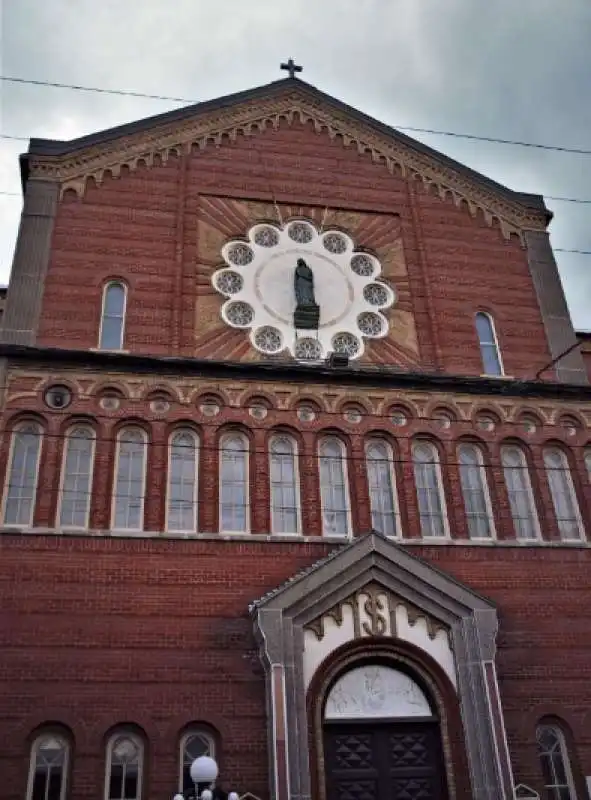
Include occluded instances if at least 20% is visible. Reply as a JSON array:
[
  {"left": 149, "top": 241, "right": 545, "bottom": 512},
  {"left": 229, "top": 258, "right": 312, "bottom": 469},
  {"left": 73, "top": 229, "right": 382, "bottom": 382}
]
[{"left": 324, "top": 721, "right": 447, "bottom": 800}]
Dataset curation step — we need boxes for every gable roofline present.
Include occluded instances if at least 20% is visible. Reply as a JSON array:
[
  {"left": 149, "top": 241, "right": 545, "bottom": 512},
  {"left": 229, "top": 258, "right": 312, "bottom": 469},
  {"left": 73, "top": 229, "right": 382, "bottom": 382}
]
[{"left": 20, "top": 76, "right": 550, "bottom": 222}]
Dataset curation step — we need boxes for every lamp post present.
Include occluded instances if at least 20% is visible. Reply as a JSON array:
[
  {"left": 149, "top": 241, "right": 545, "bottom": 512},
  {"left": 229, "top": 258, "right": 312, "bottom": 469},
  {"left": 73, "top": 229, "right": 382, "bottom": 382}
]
[{"left": 172, "top": 755, "right": 240, "bottom": 800}]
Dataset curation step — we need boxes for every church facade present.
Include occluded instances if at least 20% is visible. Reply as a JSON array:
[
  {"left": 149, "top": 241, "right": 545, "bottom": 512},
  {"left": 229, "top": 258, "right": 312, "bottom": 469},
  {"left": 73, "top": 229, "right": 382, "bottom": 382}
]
[{"left": 0, "top": 74, "right": 590, "bottom": 800}]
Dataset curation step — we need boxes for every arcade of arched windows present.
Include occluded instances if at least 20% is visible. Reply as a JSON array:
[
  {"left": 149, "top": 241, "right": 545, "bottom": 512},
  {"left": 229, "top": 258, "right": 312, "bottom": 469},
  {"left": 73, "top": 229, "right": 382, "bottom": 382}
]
[{"left": 0, "top": 409, "right": 589, "bottom": 543}]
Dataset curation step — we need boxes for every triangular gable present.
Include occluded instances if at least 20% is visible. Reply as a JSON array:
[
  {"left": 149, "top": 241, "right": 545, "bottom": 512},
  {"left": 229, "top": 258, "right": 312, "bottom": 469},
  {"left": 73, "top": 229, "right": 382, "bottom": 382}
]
[
  {"left": 24, "top": 78, "right": 548, "bottom": 237},
  {"left": 252, "top": 531, "right": 496, "bottom": 635}
]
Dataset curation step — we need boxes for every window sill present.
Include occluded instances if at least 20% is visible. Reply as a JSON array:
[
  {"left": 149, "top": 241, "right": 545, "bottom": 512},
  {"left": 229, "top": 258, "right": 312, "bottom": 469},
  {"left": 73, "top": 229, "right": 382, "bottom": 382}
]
[{"left": 89, "top": 347, "right": 130, "bottom": 354}]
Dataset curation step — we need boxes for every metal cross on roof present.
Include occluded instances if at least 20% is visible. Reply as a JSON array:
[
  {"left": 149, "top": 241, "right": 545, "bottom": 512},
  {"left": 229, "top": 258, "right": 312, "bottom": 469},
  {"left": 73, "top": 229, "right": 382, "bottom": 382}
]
[{"left": 280, "top": 58, "right": 303, "bottom": 79}]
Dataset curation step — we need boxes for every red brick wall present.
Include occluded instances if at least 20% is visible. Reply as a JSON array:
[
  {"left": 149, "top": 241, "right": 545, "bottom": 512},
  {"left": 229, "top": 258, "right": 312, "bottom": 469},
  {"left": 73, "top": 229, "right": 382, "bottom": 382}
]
[
  {"left": 35, "top": 120, "right": 552, "bottom": 378},
  {"left": 0, "top": 535, "right": 589, "bottom": 800}
]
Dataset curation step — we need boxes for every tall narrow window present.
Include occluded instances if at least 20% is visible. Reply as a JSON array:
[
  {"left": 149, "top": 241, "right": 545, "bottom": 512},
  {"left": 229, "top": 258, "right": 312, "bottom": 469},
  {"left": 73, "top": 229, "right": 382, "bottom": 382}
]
[
  {"left": 544, "top": 448, "right": 584, "bottom": 541},
  {"left": 585, "top": 448, "right": 591, "bottom": 482},
  {"left": 179, "top": 731, "right": 215, "bottom": 793},
  {"left": 501, "top": 445, "right": 540, "bottom": 540},
  {"left": 219, "top": 433, "right": 249, "bottom": 532},
  {"left": 27, "top": 734, "right": 69, "bottom": 800},
  {"left": 112, "top": 428, "right": 147, "bottom": 531},
  {"left": 475, "top": 312, "right": 503, "bottom": 376},
  {"left": 269, "top": 436, "right": 300, "bottom": 534},
  {"left": 319, "top": 437, "right": 350, "bottom": 536},
  {"left": 458, "top": 444, "right": 495, "bottom": 539},
  {"left": 167, "top": 430, "right": 198, "bottom": 533},
  {"left": 105, "top": 734, "right": 143, "bottom": 800},
  {"left": 2, "top": 422, "right": 42, "bottom": 526},
  {"left": 58, "top": 426, "right": 95, "bottom": 529},
  {"left": 536, "top": 724, "right": 577, "bottom": 800},
  {"left": 366, "top": 440, "right": 399, "bottom": 537},
  {"left": 99, "top": 282, "right": 127, "bottom": 350},
  {"left": 412, "top": 442, "right": 448, "bottom": 538}
]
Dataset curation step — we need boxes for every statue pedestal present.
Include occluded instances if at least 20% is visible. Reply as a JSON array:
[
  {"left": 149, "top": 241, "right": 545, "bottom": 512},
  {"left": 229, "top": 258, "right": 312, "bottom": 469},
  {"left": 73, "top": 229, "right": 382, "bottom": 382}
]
[{"left": 294, "top": 304, "right": 320, "bottom": 331}]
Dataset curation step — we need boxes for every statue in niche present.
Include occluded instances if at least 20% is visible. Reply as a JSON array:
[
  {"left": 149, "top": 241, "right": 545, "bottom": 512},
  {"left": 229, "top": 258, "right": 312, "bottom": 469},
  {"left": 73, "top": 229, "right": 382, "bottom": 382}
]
[{"left": 293, "top": 258, "right": 320, "bottom": 330}]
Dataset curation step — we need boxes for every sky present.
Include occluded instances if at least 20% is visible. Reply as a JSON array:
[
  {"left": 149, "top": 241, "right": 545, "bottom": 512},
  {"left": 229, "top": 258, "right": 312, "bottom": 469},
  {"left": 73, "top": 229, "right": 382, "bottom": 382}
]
[{"left": 1, "top": 0, "right": 590, "bottom": 329}]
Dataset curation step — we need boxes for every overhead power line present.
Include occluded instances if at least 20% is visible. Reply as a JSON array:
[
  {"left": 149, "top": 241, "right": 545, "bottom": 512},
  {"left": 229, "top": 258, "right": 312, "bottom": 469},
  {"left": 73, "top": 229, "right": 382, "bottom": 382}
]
[{"left": 1, "top": 74, "right": 591, "bottom": 155}]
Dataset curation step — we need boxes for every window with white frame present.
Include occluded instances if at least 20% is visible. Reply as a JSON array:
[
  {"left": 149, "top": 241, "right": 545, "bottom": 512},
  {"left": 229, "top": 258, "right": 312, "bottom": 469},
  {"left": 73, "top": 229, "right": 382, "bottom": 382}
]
[
  {"left": 179, "top": 731, "right": 215, "bottom": 793},
  {"left": 269, "top": 435, "right": 300, "bottom": 534},
  {"left": 105, "top": 733, "right": 143, "bottom": 800},
  {"left": 475, "top": 312, "right": 503, "bottom": 376},
  {"left": 458, "top": 443, "right": 495, "bottom": 539},
  {"left": 412, "top": 441, "right": 448, "bottom": 538},
  {"left": 501, "top": 445, "right": 540, "bottom": 540},
  {"left": 58, "top": 426, "right": 95, "bottom": 529},
  {"left": 112, "top": 428, "right": 147, "bottom": 531},
  {"left": 26, "top": 733, "right": 69, "bottom": 800},
  {"left": 536, "top": 724, "right": 578, "bottom": 800},
  {"left": 365, "top": 440, "right": 399, "bottom": 537},
  {"left": 99, "top": 282, "right": 127, "bottom": 350},
  {"left": 543, "top": 448, "right": 584, "bottom": 541},
  {"left": 167, "top": 429, "right": 199, "bottom": 532},
  {"left": 2, "top": 422, "right": 42, "bottom": 527},
  {"left": 319, "top": 437, "right": 350, "bottom": 536},
  {"left": 219, "top": 433, "right": 249, "bottom": 532}
]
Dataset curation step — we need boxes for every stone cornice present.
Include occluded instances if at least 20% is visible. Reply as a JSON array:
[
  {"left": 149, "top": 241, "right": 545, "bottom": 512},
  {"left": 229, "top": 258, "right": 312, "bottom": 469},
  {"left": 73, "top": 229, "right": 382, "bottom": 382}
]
[
  {"left": 2, "top": 344, "right": 591, "bottom": 402},
  {"left": 25, "top": 84, "right": 548, "bottom": 238}
]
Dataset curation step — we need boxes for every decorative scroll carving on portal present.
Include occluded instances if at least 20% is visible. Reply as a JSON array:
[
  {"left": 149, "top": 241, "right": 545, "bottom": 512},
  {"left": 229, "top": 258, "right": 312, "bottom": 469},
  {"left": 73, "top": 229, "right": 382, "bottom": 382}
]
[
  {"left": 304, "top": 582, "right": 448, "bottom": 642},
  {"left": 325, "top": 664, "right": 432, "bottom": 719}
]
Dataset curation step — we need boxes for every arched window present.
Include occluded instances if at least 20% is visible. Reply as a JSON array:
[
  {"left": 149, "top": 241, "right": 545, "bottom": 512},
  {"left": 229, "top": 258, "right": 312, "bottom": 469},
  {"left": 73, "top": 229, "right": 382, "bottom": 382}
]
[
  {"left": 179, "top": 730, "right": 215, "bottom": 793},
  {"left": 544, "top": 448, "right": 584, "bottom": 541},
  {"left": 412, "top": 441, "right": 448, "bottom": 538},
  {"left": 2, "top": 422, "right": 42, "bottom": 527},
  {"left": 112, "top": 428, "right": 147, "bottom": 531},
  {"left": 536, "top": 723, "right": 577, "bottom": 799},
  {"left": 99, "top": 282, "right": 127, "bottom": 350},
  {"left": 167, "top": 429, "right": 199, "bottom": 533},
  {"left": 105, "top": 733, "right": 144, "bottom": 800},
  {"left": 475, "top": 312, "right": 503, "bottom": 376},
  {"left": 58, "top": 426, "right": 95, "bottom": 529},
  {"left": 458, "top": 443, "right": 495, "bottom": 539},
  {"left": 219, "top": 433, "right": 249, "bottom": 532},
  {"left": 319, "top": 437, "right": 350, "bottom": 536},
  {"left": 26, "top": 733, "right": 69, "bottom": 800},
  {"left": 365, "top": 440, "right": 400, "bottom": 537},
  {"left": 269, "top": 435, "right": 300, "bottom": 534},
  {"left": 501, "top": 445, "right": 540, "bottom": 540}
]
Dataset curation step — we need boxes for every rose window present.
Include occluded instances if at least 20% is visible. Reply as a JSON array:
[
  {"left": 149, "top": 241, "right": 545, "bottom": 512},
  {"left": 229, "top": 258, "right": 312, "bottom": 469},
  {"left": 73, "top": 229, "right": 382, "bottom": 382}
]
[
  {"left": 288, "top": 221, "right": 314, "bottom": 243},
  {"left": 253, "top": 326, "right": 283, "bottom": 353},
  {"left": 332, "top": 332, "right": 361, "bottom": 357},
  {"left": 363, "top": 283, "right": 390, "bottom": 307},
  {"left": 212, "top": 219, "right": 397, "bottom": 359},
  {"left": 227, "top": 243, "right": 254, "bottom": 266},
  {"left": 254, "top": 225, "right": 280, "bottom": 247},
  {"left": 214, "top": 270, "right": 243, "bottom": 296},
  {"left": 225, "top": 301, "right": 254, "bottom": 327},
  {"left": 350, "top": 254, "right": 375, "bottom": 276},
  {"left": 323, "top": 232, "right": 348, "bottom": 254},
  {"left": 357, "top": 312, "right": 385, "bottom": 337},
  {"left": 295, "top": 337, "right": 323, "bottom": 361}
]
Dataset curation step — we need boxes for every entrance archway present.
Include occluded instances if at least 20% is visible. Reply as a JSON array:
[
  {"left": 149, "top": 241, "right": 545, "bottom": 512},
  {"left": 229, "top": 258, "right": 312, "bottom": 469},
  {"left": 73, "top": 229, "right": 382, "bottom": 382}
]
[{"left": 322, "top": 663, "right": 448, "bottom": 800}]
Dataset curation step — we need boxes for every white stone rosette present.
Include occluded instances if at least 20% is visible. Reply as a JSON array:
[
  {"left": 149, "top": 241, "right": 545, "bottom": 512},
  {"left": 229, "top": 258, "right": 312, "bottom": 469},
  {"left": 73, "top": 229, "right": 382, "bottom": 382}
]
[{"left": 212, "top": 220, "right": 396, "bottom": 360}]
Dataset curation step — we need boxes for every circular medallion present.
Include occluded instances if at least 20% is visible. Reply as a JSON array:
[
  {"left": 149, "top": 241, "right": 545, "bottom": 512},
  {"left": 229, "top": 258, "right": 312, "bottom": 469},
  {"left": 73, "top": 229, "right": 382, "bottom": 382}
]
[
  {"left": 288, "top": 221, "right": 314, "bottom": 243},
  {"left": 323, "top": 232, "right": 348, "bottom": 254},
  {"left": 225, "top": 301, "right": 254, "bottom": 328},
  {"left": 226, "top": 243, "right": 254, "bottom": 266},
  {"left": 350, "top": 254, "right": 375, "bottom": 277},
  {"left": 295, "top": 337, "right": 323, "bottom": 360},
  {"left": 253, "top": 226, "right": 280, "bottom": 247},
  {"left": 357, "top": 312, "right": 385, "bottom": 337},
  {"left": 253, "top": 326, "right": 283, "bottom": 354},
  {"left": 332, "top": 332, "right": 361, "bottom": 357},
  {"left": 363, "top": 283, "right": 390, "bottom": 307},
  {"left": 214, "top": 270, "right": 243, "bottom": 296}
]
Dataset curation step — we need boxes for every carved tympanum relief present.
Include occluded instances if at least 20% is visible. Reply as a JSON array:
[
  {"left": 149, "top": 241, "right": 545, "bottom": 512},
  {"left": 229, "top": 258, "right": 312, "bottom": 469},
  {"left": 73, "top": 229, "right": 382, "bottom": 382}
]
[
  {"left": 325, "top": 665, "right": 432, "bottom": 720},
  {"left": 303, "top": 583, "right": 456, "bottom": 689}
]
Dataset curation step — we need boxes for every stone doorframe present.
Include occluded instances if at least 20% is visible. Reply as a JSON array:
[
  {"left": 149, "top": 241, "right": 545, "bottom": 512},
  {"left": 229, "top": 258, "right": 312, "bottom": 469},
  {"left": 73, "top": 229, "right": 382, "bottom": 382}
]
[{"left": 250, "top": 533, "right": 515, "bottom": 800}]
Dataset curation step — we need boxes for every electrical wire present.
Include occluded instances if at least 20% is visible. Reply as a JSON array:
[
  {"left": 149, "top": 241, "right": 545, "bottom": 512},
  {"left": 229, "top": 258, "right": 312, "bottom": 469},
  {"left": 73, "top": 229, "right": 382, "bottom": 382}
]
[{"left": 1, "top": 74, "right": 591, "bottom": 155}]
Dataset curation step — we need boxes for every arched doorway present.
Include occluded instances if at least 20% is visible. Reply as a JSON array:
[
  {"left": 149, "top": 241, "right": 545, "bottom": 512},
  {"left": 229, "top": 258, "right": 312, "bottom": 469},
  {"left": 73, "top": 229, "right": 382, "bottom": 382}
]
[{"left": 322, "top": 663, "right": 448, "bottom": 800}]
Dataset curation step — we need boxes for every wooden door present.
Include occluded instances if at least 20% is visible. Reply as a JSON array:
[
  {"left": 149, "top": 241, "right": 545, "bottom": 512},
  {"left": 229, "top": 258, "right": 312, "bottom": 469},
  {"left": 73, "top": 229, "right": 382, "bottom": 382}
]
[{"left": 324, "top": 720, "right": 448, "bottom": 800}]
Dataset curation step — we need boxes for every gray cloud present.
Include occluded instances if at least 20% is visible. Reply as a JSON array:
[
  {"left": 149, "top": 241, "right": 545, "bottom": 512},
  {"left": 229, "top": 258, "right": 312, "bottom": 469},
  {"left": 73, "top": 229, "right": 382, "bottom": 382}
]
[{"left": 1, "top": 0, "right": 589, "bottom": 328}]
